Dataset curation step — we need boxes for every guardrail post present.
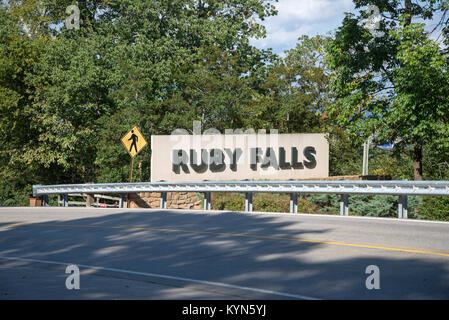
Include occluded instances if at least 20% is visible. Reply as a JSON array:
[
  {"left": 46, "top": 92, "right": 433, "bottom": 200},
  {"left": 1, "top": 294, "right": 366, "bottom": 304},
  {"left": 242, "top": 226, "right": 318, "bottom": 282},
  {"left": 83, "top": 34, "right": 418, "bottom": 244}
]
[
  {"left": 119, "top": 194, "right": 127, "bottom": 208},
  {"left": 43, "top": 195, "right": 49, "bottom": 207},
  {"left": 290, "top": 193, "right": 298, "bottom": 213},
  {"left": 340, "top": 194, "right": 349, "bottom": 216},
  {"left": 62, "top": 194, "right": 69, "bottom": 207},
  {"left": 398, "top": 195, "right": 408, "bottom": 219},
  {"left": 245, "top": 193, "right": 253, "bottom": 212},
  {"left": 403, "top": 195, "right": 408, "bottom": 219},
  {"left": 86, "top": 194, "right": 94, "bottom": 207},
  {"left": 160, "top": 192, "right": 167, "bottom": 209},
  {"left": 204, "top": 192, "right": 211, "bottom": 210}
]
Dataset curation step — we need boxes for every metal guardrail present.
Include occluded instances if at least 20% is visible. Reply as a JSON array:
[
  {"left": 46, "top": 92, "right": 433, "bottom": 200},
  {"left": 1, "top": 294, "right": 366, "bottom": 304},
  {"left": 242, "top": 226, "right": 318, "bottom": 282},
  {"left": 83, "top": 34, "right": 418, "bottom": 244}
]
[
  {"left": 54, "top": 193, "right": 121, "bottom": 208},
  {"left": 33, "top": 180, "right": 449, "bottom": 219}
]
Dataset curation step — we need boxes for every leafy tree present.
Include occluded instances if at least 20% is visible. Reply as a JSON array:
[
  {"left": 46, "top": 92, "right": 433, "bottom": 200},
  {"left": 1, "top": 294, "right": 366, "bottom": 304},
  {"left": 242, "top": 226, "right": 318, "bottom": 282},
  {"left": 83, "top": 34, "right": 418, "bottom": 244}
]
[
  {"left": 327, "top": 127, "right": 362, "bottom": 176},
  {"left": 255, "top": 35, "right": 331, "bottom": 133},
  {"left": 160, "top": 45, "right": 260, "bottom": 132},
  {"left": 369, "top": 147, "right": 413, "bottom": 179},
  {"left": 0, "top": 4, "right": 51, "bottom": 198},
  {"left": 326, "top": 0, "right": 449, "bottom": 180},
  {"left": 1, "top": 0, "right": 278, "bottom": 185}
]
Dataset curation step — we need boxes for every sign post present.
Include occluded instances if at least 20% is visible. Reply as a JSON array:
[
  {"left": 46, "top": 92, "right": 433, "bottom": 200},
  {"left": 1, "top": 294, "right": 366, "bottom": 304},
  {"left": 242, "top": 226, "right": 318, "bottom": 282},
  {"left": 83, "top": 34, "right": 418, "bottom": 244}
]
[
  {"left": 129, "top": 157, "right": 134, "bottom": 182},
  {"left": 121, "top": 126, "right": 148, "bottom": 182}
]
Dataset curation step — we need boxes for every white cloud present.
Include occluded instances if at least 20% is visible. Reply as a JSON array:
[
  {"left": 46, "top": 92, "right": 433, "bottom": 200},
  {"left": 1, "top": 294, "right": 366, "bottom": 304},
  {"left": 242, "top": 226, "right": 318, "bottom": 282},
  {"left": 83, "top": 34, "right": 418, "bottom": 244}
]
[
  {"left": 276, "top": 0, "right": 352, "bottom": 22},
  {"left": 251, "top": 0, "right": 355, "bottom": 53}
]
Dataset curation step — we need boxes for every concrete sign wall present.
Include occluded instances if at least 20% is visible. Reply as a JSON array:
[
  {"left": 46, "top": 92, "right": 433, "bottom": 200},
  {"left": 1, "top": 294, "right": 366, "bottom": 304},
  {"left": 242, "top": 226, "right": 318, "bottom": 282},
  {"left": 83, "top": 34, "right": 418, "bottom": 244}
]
[{"left": 151, "top": 133, "right": 329, "bottom": 182}]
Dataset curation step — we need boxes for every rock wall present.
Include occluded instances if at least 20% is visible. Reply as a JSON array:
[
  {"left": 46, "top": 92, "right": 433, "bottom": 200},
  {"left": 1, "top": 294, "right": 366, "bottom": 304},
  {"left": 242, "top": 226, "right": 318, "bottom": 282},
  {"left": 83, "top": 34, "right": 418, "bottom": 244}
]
[{"left": 127, "top": 192, "right": 202, "bottom": 209}]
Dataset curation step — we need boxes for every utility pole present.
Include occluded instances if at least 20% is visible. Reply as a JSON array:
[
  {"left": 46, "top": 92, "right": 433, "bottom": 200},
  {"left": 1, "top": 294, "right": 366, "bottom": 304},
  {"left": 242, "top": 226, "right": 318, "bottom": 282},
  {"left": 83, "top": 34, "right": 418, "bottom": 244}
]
[
  {"left": 362, "top": 136, "right": 374, "bottom": 176},
  {"left": 362, "top": 140, "right": 369, "bottom": 176}
]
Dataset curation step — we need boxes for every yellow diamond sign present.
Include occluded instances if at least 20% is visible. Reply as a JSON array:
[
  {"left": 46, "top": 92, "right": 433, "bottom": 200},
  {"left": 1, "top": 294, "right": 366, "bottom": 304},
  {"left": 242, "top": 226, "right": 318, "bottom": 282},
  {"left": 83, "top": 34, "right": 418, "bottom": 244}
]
[{"left": 121, "top": 126, "right": 147, "bottom": 158}]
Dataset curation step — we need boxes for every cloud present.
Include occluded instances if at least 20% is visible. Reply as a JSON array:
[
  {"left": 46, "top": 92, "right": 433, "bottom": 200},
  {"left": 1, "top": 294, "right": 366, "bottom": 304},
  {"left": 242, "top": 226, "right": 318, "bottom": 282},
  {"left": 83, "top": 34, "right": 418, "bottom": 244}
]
[{"left": 251, "top": 0, "right": 355, "bottom": 53}]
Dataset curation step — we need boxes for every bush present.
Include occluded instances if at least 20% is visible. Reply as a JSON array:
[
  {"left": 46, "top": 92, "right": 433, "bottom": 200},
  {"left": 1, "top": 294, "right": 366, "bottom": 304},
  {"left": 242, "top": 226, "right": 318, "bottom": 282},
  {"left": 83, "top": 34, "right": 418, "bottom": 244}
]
[
  {"left": 305, "top": 194, "right": 340, "bottom": 215},
  {"left": 350, "top": 195, "right": 420, "bottom": 218},
  {"left": 253, "top": 193, "right": 289, "bottom": 212},
  {"left": 349, "top": 195, "right": 398, "bottom": 217},
  {"left": 212, "top": 193, "right": 245, "bottom": 211},
  {"left": 0, "top": 183, "right": 31, "bottom": 207},
  {"left": 306, "top": 194, "right": 420, "bottom": 218},
  {"left": 418, "top": 197, "right": 449, "bottom": 221},
  {"left": 210, "top": 192, "right": 444, "bottom": 221},
  {"left": 211, "top": 193, "right": 320, "bottom": 213}
]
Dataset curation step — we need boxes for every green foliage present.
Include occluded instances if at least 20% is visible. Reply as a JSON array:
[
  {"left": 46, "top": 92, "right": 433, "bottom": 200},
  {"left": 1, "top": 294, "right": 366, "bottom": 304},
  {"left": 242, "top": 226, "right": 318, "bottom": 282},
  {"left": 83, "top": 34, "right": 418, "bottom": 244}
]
[
  {"left": 296, "top": 197, "right": 321, "bottom": 214},
  {"left": 0, "top": 0, "right": 448, "bottom": 223},
  {"left": 306, "top": 193, "right": 421, "bottom": 218},
  {"left": 326, "top": 0, "right": 449, "bottom": 180},
  {"left": 211, "top": 193, "right": 320, "bottom": 213},
  {"left": 305, "top": 194, "right": 340, "bottom": 215},
  {"left": 253, "top": 193, "right": 320, "bottom": 213},
  {"left": 368, "top": 147, "right": 414, "bottom": 180},
  {"left": 327, "top": 127, "right": 361, "bottom": 176},
  {"left": 349, "top": 195, "right": 397, "bottom": 218},
  {"left": 95, "top": 104, "right": 151, "bottom": 183},
  {"left": 253, "top": 193, "right": 289, "bottom": 212},
  {"left": 212, "top": 193, "right": 245, "bottom": 211},
  {"left": 423, "top": 140, "right": 449, "bottom": 180},
  {"left": 0, "top": 181, "right": 31, "bottom": 207},
  {"left": 0, "top": 0, "right": 278, "bottom": 189},
  {"left": 253, "top": 35, "right": 330, "bottom": 133},
  {"left": 162, "top": 45, "right": 260, "bottom": 132},
  {"left": 418, "top": 197, "right": 449, "bottom": 221}
]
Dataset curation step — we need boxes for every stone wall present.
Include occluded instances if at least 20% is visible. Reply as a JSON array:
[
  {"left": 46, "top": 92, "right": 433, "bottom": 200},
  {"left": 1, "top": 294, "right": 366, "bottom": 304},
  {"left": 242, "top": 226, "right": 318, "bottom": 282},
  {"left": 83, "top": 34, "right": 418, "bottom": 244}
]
[{"left": 127, "top": 192, "right": 202, "bottom": 209}]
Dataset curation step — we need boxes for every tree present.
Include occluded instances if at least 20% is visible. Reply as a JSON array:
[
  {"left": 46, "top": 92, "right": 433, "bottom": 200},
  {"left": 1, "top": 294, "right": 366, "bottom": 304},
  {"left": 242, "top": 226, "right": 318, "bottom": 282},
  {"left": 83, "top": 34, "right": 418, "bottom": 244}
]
[
  {"left": 326, "top": 0, "right": 449, "bottom": 180},
  {"left": 161, "top": 45, "right": 261, "bottom": 132},
  {"left": 0, "top": 4, "right": 50, "bottom": 187},
  {"left": 0, "top": 0, "right": 278, "bottom": 184},
  {"left": 255, "top": 35, "right": 331, "bottom": 133}
]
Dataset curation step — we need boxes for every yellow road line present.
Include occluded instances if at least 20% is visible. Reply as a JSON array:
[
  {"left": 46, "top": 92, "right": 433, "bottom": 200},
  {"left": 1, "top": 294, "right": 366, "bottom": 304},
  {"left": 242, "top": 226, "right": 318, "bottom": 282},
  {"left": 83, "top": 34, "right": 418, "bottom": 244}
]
[{"left": 10, "top": 222, "right": 449, "bottom": 258}]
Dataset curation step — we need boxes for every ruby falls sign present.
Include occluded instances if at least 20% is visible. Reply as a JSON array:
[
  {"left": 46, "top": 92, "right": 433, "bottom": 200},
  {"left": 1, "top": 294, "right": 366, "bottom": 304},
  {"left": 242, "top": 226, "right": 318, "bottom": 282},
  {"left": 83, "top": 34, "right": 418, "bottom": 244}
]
[{"left": 151, "top": 133, "right": 329, "bottom": 182}]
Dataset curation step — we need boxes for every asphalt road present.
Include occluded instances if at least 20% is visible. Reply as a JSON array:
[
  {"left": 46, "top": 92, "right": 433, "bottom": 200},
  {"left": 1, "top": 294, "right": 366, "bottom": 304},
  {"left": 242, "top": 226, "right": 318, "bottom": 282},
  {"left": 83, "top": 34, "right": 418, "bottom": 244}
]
[{"left": 0, "top": 207, "right": 449, "bottom": 300}]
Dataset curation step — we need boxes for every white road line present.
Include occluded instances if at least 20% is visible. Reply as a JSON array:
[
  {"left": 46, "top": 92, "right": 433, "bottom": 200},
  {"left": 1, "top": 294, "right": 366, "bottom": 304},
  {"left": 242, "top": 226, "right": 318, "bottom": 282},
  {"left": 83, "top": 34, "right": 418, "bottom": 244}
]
[{"left": 0, "top": 255, "right": 320, "bottom": 300}]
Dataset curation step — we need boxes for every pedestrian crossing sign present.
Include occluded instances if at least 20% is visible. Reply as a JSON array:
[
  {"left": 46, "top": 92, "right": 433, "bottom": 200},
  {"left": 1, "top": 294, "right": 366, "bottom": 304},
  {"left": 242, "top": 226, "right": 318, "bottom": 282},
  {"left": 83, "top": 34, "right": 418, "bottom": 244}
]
[{"left": 121, "top": 126, "right": 147, "bottom": 158}]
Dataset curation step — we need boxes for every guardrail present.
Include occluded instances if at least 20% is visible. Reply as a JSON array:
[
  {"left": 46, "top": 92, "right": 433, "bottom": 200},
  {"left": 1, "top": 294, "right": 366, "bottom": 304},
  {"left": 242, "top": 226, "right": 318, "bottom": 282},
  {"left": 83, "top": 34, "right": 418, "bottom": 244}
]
[
  {"left": 33, "top": 180, "right": 449, "bottom": 219},
  {"left": 54, "top": 193, "right": 121, "bottom": 208}
]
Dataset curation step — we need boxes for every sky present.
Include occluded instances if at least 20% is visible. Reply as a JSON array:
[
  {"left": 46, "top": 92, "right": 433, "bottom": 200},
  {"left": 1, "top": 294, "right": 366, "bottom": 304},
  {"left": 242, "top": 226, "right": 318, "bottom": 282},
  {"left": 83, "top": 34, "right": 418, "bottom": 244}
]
[
  {"left": 250, "top": 0, "right": 356, "bottom": 54},
  {"left": 250, "top": 0, "right": 447, "bottom": 54}
]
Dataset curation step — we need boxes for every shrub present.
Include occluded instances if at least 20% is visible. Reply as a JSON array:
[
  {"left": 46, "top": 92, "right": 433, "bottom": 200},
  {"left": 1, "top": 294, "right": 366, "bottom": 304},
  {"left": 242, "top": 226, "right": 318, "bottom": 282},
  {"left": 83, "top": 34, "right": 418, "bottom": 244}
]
[
  {"left": 297, "top": 197, "right": 321, "bottom": 214},
  {"left": 349, "top": 195, "right": 398, "bottom": 217},
  {"left": 0, "top": 183, "right": 31, "bottom": 207},
  {"left": 305, "top": 194, "right": 340, "bottom": 215},
  {"left": 253, "top": 193, "right": 289, "bottom": 212},
  {"left": 212, "top": 193, "right": 245, "bottom": 211},
  {"left": 305, "top": 194, "right": 420, "bottom": 218},
  {"left": 211, "top": 192, "right": 320, "bottom": 214},
  {"left": 418, "top": 197, "right": 449, "bottom": 221}
]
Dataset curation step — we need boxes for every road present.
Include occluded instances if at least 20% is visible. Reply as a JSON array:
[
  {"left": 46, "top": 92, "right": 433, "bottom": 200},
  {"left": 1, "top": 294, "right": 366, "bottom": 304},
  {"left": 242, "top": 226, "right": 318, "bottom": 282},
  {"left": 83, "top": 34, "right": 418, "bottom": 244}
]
[{"left": 0, "top": 207, "right": 448, "bottom": 299}]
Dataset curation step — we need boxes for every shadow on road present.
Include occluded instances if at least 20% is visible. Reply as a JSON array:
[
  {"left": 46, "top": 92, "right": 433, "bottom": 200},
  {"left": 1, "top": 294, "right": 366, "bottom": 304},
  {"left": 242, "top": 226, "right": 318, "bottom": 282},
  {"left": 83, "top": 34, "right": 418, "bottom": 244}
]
[{"left": 0, "top": 209, "right": 448, "bottom": 299}]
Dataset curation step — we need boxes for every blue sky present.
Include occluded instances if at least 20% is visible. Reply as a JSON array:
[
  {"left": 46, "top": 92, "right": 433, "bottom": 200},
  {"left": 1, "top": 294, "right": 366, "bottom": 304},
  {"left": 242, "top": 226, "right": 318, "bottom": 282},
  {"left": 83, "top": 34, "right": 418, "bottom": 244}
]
[
  {"left": 250, "top": 0, "right": 446, "bottom": 54},
  {"left": 251, "top": 0, "right": 356, "bottom": 54}
]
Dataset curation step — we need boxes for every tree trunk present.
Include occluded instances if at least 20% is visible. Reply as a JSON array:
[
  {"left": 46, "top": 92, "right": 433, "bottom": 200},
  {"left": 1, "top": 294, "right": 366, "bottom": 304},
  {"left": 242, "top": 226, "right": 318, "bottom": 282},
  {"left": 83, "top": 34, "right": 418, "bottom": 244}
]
[
  {"left": 414, "top": 144, "right": 423, "bottom": 181},
  {"left": 404, "top": 0, "right": 412, "bottom": 25}
]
